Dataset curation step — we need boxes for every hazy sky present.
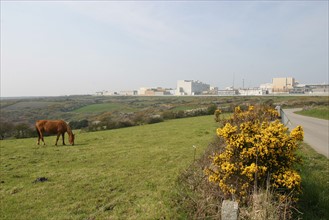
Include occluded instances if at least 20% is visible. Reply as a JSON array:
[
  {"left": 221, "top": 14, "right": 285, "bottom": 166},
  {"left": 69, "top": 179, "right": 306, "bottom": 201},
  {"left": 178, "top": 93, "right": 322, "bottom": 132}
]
[{"left": 1, "top": 1, "right": 328, "bottom": 97}]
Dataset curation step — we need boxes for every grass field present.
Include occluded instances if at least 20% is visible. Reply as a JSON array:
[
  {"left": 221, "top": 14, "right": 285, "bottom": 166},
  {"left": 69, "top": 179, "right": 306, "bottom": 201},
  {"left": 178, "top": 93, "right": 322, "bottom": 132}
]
[
  {"left": 0, "top": 115, "right": 217, "bottom": 219},
  {"left": 295, "top": 106, "right": 329, "bottom": 120},
  {"left": 1, "top": 113, "right": 328, "bottom": 219}
]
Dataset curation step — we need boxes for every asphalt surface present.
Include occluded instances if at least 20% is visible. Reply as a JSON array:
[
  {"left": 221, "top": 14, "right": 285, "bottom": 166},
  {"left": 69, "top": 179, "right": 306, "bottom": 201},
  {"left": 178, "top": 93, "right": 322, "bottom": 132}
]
[{"left": 282, "top": 108, "right": 329, "bottom": 158}]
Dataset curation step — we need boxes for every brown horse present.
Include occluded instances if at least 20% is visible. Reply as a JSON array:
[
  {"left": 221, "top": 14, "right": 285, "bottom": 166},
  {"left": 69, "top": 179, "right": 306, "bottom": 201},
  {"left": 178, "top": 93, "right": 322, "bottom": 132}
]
[{"left": 35, "top": 120, "right": 75, "bottom": 146}]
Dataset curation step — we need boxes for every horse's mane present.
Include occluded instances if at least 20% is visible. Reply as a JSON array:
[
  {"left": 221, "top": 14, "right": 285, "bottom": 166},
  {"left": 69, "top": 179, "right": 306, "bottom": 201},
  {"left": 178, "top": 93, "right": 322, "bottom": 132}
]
[{"left": 66, "top": 123, "right": 73, "bottom": 135}]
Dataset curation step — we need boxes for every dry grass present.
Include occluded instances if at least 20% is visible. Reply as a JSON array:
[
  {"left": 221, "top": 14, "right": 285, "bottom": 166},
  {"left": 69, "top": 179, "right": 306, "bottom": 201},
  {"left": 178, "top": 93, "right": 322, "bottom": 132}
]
[
  {"left": 239, "top": 188, "right": 295, "bottom": 220},
  {"left": 174, "top": 138, "right": 224, "bottom": 219}
]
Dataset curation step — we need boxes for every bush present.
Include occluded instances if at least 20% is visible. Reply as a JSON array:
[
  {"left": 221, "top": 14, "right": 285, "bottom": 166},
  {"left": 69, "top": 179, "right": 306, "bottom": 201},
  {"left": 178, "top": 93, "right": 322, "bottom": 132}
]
[
  {"left": 207, "top": 104, "right": 218, "bottom": 115},
  {"left": 205, "top": 105, "right": 303, "bottom": 204},
  {"left": 115, "top": 119, "right": 135, "bottom": 128},
  {"left": 0, "top": 121, "right": 15, "bottom": 139},
  {"left": 69, "top": 119, "right": 89, "bottom": 129},
  {"left": 147, "top": 115, "right": 164, "bottom": 124},
  {"left": 162, "top": 111, "right": 176, "bottom": 120},
  {"left": 14, "top": 123, "right": 36, "bottom": 139}
]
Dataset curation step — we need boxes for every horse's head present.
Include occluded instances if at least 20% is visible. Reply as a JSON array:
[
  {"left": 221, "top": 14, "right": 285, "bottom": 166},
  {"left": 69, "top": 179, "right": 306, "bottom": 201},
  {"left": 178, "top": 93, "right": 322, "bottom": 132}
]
[{"left": 69, "top": 133, "right": 75, "bottom": 146}]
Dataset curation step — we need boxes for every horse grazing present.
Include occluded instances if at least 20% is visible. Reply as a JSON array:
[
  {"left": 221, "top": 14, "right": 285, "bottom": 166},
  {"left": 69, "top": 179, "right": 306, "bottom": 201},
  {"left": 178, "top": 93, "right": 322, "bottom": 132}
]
[{"left": 35, "top": 120, "right": 75, "bottom": 146}]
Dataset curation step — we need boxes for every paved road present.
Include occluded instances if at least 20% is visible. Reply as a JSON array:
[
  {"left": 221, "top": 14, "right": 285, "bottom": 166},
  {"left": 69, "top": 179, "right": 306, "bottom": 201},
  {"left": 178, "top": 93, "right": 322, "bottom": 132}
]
[{"left": 282, "top": 108, "right": 329, "bottom": 158}]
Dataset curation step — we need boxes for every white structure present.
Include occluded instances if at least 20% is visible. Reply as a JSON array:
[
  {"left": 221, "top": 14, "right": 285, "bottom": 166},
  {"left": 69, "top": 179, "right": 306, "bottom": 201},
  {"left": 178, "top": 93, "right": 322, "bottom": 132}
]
[
  {"left": 118, "top": 90, "right": 137, "bottom": 96},
  {"left": 95, "top": 90, "right": 115, "bottom": 96},
  {"left": 218, "top": 89, "right": 238, "bottom": 96},
  {"left": 138, "top": 87, "right": 150, "bottom": 95},
  {"left": 238, "top": 88, "right": 267, "bottom": 96},
  {"left": 176, "top": 80, "right": 210, "bottom": 95},
  {"left": 260, "top": 83, "right": 273, "bottom": 94},
  {"left": 306, "top": 84, "right": 329, "bottom": 95}
]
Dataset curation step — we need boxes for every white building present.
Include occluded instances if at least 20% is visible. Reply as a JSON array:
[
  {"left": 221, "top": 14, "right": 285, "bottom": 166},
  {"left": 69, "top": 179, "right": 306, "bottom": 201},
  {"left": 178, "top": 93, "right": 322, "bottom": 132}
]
[
  {"left": 176, "top": 80, "right": 210, "bottom": 95},
  {"left": 218, "top": 89, "right": 238, "bottom": 96},
  {"left": 260, "top": 83, "right": 273, "bottom": 94},
  {"left": 95, "top": 90, "right": 115, "bottom": 96},
  {"left": 138, "top": 87, "right": 150, "bottom": 95},
  {"left": 238, "top": 88, "right": 267, "bottom": 96},
  {"left": 118, "top": 90, "right": 137, "bottom": 96}
]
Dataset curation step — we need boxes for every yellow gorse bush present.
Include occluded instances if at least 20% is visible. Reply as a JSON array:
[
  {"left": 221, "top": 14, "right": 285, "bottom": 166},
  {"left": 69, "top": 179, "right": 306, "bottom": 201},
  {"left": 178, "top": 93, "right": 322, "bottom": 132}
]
[{"left": 206, "top": 105, "right": 303, "bottom": 203}]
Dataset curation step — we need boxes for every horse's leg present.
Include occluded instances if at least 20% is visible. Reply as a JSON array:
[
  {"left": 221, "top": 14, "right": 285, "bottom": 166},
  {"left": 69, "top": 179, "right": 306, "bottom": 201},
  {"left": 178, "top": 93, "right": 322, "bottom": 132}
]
[
  {"left": 37, "top": 131, "right": 40, "bottom": 145},
  {"left": 36, "top": 128, "right": 41, "bottom": 145},
  {"left": 62, "top": 133, "right": 66, "bottom": 145},
  {"left": 55, "top": 134, "right": 60, "bottom": 146},
  {"left": 40, "top": 132, "right": 46, "bottom": 145}
]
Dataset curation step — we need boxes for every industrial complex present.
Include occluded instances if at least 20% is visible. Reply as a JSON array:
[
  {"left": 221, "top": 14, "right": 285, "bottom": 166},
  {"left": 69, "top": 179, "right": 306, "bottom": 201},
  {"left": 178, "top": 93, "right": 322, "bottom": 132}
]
[{"left": 96, "top": 77, "right": 329, "bottom": 96}]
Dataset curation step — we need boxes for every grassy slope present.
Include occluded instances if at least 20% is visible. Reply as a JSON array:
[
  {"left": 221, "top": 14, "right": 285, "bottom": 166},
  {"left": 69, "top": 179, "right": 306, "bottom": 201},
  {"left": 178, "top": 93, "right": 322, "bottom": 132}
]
[
  {"left": 0, "top": 115, "right": 217, "bottom": 220},
  {"left": 295, "top": 106, "right": 329, "bottom": 120},
  {"left": 295, "top": 106, "right": 329, "bottom": 219},
  {"left": 297, "top": 144, "right": 329, "bottom": 220}
]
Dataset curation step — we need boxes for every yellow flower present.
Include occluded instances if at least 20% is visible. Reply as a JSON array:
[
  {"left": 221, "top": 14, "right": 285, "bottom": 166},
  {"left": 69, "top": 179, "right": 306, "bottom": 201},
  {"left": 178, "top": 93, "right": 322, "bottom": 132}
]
[
  {"left": 290, "top": 125, "right": 304, "bottom": 141},
  {"left": 206, "top": 105, "right": 302, "bottom": 202},
  {"left": 235, "top": 106, "right": 242, "bottom": 113}
]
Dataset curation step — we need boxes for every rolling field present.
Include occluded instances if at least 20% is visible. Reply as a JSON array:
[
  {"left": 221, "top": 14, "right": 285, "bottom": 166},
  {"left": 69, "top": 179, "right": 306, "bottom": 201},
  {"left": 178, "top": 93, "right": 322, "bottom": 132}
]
[{"left": 0, "top": 115, "right": 217, "bottom": 219}]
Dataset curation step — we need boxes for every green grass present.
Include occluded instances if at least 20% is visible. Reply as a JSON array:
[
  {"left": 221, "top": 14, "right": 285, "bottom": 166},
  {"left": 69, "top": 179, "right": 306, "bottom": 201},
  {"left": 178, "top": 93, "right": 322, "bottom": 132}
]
[
  {"left": 0, "top": 115, "right": 217, "bottom": 219},
  {"left": 296, "top": 144, "right": 329, "bottom": 220},
  {"left": 295, "top": 106, "right": 329, "bottom": 120},
  {"left": 73, "top": 103, "right": 135, "bottom": 113},
  {"left": 294, "top": 106, "right": 329, "bottom": 219},
  {"left": 1, "top": 113, "right": 328, "bottom": 219}
]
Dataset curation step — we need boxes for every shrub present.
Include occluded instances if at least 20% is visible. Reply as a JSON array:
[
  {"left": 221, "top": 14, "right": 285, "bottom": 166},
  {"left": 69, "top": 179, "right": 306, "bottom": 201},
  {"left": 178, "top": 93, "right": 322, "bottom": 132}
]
[
  {"left": 175, "top": 110, "right": 185, "bottom": 118},
  {"left": 14, "top": 123, "right": 36, "bottom": 139},
  {"left": 147, "top": 115, "right": 164, "bottom": 124},
  {"left": 207, "top": 104, "right": 218, "bottom": 115},
  {"left": 0, "top": 121, "right": 15, "bottom": 139},
  {"left": 69, "top": 119, "right": 89, "bottom": 129},
  {"left": 205, "top": 105, "right": 303, "bottom": 204},
  {"left": 115, "top": 119, "right": 135, "bottom": 128},
  {"left": 162, "top": 111, "right": 176, "bottom": 120}
]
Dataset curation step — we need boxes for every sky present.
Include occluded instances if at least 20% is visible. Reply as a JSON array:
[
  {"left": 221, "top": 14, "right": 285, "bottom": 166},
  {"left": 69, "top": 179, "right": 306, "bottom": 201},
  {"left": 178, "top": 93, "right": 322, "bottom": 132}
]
[{"left": 1, "top": 1, "right": 328, "bottom": 97}]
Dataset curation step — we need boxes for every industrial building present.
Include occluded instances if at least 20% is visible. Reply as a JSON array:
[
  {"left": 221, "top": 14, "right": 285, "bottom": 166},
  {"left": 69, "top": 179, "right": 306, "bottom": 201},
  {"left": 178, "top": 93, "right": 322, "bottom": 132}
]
[
  {"left": 272, "top": 77, "right": 295, "bottom": 93},
  {"left": 289, "top": 84, "right": 329, "bottom": 95},
  {"left": 138, "top": 87, "right": 173, "bottom": 96},
  {"left": 176, "top": 80, "right": 210, "bottom": 95}
]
